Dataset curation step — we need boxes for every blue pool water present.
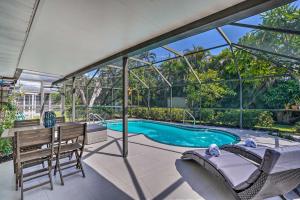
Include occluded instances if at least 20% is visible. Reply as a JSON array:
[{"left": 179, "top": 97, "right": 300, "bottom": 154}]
[{"left": 107, "top": 120, "right": 239, "bottom": 148}]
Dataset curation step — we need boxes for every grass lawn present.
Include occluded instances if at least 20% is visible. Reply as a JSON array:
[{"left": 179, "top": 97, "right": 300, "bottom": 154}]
[{"left": 256, "top": 124, "right": 298, "bottom": 135}]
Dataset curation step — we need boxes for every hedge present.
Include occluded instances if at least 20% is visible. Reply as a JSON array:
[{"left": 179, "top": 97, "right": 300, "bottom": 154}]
[
  {"left": 70, "top": 105, "right": 274, "bottom": 129},
  {"left": 129, "top": 107, "right": 274, "bottom": 128}
]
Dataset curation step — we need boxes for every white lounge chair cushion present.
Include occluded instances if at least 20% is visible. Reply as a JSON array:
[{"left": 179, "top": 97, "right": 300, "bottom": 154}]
[
  {"left": 261, "top": 145, "right": 300, "bottom": 174},
  {"left": 236, "top": 144, "right": 268, "bottom": 159},
  {"left": 187, "top": 149, "right": 260, "bottom": 190}
]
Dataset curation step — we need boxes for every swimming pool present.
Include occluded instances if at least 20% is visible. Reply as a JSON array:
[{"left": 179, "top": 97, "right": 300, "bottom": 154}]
[{"left": 107, "top": 120, "right": 239, "bottom": 148}]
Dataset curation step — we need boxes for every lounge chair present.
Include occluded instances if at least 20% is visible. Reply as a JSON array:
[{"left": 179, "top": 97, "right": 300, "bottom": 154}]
[
  {"left": 181, "top": 145, "right": 300, "bottom": 200},
  {"left": 222, "top": 143, "right": 300, "bottom": 196},
  {"left": 221, "top": 144, "right": 269, "bottom": 164}
]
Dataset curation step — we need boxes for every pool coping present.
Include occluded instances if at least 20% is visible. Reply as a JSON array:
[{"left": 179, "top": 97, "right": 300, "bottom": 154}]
[{"left": 106, "top": 118, "right": 241, "bottom": 148}]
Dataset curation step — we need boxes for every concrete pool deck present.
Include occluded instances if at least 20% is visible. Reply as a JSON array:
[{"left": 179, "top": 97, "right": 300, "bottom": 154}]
[{"left": 1, "top": 124, "right": 299, "bottom": 200}]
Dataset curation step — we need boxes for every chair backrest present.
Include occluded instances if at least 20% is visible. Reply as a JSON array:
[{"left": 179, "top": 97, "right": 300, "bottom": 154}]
[
  {"left": 58, "top": 123, "right": 86, "bottom": 143},
  {"left": 56, "top": 116, "right": 65, "bottom": 124},
  {"left": 239, "top": 145, "right": 300, "bottom": 199},
  {"left": 14, "top": 119, "right": 40, "bottom": 128},
  {"left": 260, "top": 145, "right": 300, "bottom": 174},
  {"left": 15, "top": 128, "right": 54, "bottom": 149}
]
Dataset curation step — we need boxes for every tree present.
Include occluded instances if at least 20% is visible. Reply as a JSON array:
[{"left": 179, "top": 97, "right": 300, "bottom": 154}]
[
  {"left": 262, "top": 79, "right": 300, "bottom": 109},
  {"left": 239, "top": 4, "right": 300, "bottom": 65},
  {"left": 186, "top": 69, "right": 236, "bottom": 108}
]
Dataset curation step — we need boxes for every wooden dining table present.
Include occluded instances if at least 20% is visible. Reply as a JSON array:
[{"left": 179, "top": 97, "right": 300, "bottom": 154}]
[
  {"left": 1, "top": 122, "right": 82, "bottom": 174},
  {"left": 1, "top": 122, "right": 82, "bottom": 139},
  {"left": 2, "top": 125, "right": 46, "bottom": 139}
]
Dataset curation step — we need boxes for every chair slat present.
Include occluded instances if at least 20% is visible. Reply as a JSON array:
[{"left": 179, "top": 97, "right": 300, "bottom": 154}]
[
  {"left": 17, "top": 128, "right": 52, "bottom": 148},
  {"left": 14, "top": 119, "right": 40, "bottom": 128}
]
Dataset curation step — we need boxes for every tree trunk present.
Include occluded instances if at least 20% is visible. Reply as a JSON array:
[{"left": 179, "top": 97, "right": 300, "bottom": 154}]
[
  {"left": 89, "top": 81, "right": 102, "bottom": 107},
  {"left": 78, "top": 88, "right": 87, "bottom": 106}
]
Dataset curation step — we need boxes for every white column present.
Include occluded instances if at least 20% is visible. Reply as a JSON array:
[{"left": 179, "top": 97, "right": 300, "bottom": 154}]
[
  {"left": 40, "top": 81, "right": 44, "bottom": 124},
  {"left": 33, "top": 94, "right": 36, "bottom": 114},
  {"left": 31, "top": 94, "right": 34, "bottom": 118},
  {"left": 23, "top": 95, "right": 25, "bottom": 112}
]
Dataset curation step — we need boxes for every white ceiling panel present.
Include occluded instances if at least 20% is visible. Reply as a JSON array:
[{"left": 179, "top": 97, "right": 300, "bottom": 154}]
[
  {"left": 18, "top": 0, "right": 245, "bottom": 77},
  {"left": 0, "top": 0, "right": 36, "bottom": 77}
]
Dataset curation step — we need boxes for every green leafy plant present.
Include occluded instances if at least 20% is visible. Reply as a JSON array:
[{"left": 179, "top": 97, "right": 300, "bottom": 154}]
[
  {"left": 0, "top": 139, "right": 12, "bottom": 155},
  {"left": 0, "top": 91, "right": 18, "bottom": 156}
]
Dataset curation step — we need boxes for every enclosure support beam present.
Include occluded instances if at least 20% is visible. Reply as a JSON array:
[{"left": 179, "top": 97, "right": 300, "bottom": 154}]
[
  {"left": 86, "top": 68, "right": 99, "bottom": 87},
  {"left": 130, "top": 71, "right": 149, "bottom": 89},
  {"left": 233, "top": 45, "right": 295, "bottom": 72},
  {"left": 232, "top": 43, "right": 300, "bottom": 62},
  {"left": 72, "top": 77, "right": 76, "bottom": 122},
  {"left": 111, "top": 88, "right": 114, "bottom": 106},
  {"left": 147, "top": 89, "right": 150, "bottom": 119},
  {"left": 230, "top": 22, "right": 300, "bottom": 36},
  {"left": 217, "top": 27, "right": 243, "bottom": 128},
  {"left": 108, "top": 64, "right": 149, "bottom": 89},
  {"left": 122, "top": 56, "right": 129, "bottom": 158},
  {"left": 170, "top": 86, "right": 173, "bottom": 121},
  {"left": 85, "top": 80, "right": 89, "bottom": 122},
  {"left": 162, "top": 46, "right": 202, "bottom": 85},
  {"left": 128, "top": 57, "right": 172, "bottom": 87},
  {"left": 137, "top": 90, "right": 140, "bottom": 107},
  {"left": 132, "top": 44, "right": 229, "bottom": 70}
]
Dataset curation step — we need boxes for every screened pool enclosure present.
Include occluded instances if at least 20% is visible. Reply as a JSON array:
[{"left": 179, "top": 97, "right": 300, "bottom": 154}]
[
  {"left": 47, "top": 0, "right": 300, "bottom": 137},
  {"left": 3, "top": 0, "right": 297, "bottom": 158}
]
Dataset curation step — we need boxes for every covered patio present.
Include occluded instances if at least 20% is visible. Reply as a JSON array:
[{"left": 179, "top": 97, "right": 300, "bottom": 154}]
[{"left": 0, "top": 0, "right": 300, "bottom": 199}]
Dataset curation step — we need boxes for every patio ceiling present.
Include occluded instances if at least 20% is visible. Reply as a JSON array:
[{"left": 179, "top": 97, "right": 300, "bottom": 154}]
[
  {"left": 0, "top": 0, "right": 37, "bottom": 78},
  {"left": 0, "top": 0, "right": 292, "bottom": 80}
]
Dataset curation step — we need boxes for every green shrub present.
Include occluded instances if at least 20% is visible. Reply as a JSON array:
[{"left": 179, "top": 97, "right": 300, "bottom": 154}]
[
  {"left": 200, "top": 109, "right": 215, "bottom": 123},
  {"left": 149, "top": 108, "right": 168, "bottom": 120},
  {"left": 215, "top": 110, "right": 239, "bottom": 127},
  {"left": 256, "top": 111, "right": 274, "bottom": 127},
  {"left": 130, "top": 107, "right": 149, "bottom": 118},
  {"left": 171, "top": 108, "right": 185, "bottom": 122},
  {"left": 198, "top": 109, "right": 273, "bottom": 128},
  {"left": 0, "top": 100, "right": 17, "bottom": 156},
  {"left": 243, "top": 110, "right": 273, "bottom": 128},
  {"left": 0, "top": 139, "right": 12, "bottom": 155}
]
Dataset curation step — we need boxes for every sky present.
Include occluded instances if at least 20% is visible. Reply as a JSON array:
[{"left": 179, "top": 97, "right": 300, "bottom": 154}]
[{"left": 147, "top": 0, "right": 300, "bottom": 62}]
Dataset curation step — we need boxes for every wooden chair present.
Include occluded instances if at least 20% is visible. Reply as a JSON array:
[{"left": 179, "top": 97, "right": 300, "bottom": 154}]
[
  {"left": 15, "top": 128, "right": 55, "bottom": 200},
  {"left": 56, "top": 116, "right": 66, "bottom": 124},
  {"left": 13, "top": 119, "right": 41, "bottom": 174},
  {"left": 54, "top": 123, "right": 87, "bottom": 185},
  {"left": 14, "top": 119, "right": 40, "bottom": 128}
]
